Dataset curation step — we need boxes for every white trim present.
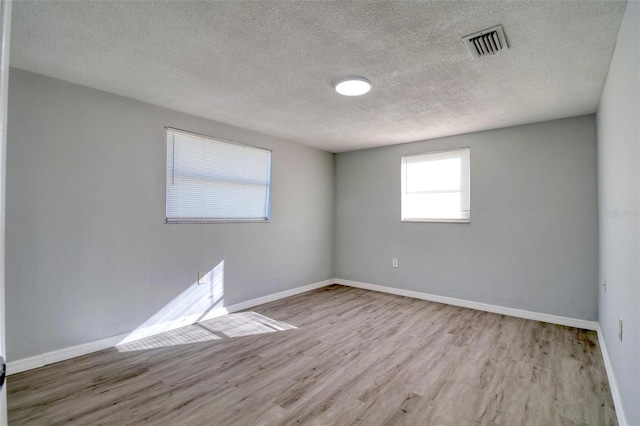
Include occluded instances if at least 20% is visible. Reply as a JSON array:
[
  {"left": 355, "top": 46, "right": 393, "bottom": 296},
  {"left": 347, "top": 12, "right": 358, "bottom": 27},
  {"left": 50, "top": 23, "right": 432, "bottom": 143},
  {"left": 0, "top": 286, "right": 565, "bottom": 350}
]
[
  {"left": 6, "top": 354, "right": 43, "bottom": 376},
  {"left": 7, "top": 332, "right": 128, "bottom": 375},
  {"left": 7, "top": 278, "right": 602, "bottom": 375},
  {"left": 7, "top": 279, "right": 335, "bottom": 375},
  {"left": 334, "top": 278, "right": 598, "bottom": 330},
  {"left": 42, "top": 333, "right": 129, "bottom": 366},
  {"left": 177, "top": 278, "right": 335, "bottom": 325},
  {"left": 222, "top": 279, "right": 333, "bottom": 313},
  {"left": 0, "top": 1, "right": 12, "bottom": 423},
  {"left": 596, "top": 324, "right": 628, "bottom": 426}
]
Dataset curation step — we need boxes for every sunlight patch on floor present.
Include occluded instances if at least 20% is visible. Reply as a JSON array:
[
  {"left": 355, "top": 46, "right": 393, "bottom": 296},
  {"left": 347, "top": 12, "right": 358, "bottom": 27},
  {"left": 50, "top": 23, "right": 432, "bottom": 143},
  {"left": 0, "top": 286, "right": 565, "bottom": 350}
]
[{"left": 116, "top": 311, "right": 297, "bottom": 352}]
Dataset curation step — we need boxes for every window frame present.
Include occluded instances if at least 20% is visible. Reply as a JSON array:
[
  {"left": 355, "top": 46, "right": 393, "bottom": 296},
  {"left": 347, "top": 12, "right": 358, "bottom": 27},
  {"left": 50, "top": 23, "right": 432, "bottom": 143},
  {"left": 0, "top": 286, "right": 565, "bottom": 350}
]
[
  {"left": 165, "top": 127, "right": 272, "bottom": 224},
  {"left": 400, "top": 147, "right": 471, "bottom": 224}
]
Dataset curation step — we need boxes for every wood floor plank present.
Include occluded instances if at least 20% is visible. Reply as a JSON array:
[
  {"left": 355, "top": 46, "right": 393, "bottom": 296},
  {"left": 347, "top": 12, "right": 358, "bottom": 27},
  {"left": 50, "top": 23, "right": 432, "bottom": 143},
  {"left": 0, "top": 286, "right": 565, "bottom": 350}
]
[{"left": 7, "top": 285, "right": 616, "bottom": 425}]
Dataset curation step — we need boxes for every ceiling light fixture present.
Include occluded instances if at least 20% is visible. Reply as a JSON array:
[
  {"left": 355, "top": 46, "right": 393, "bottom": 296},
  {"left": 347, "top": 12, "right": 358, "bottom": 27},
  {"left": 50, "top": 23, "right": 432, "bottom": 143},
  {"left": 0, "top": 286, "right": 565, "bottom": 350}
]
[{"left": 335, "top": 77, "right": 371, "bottom": 96}]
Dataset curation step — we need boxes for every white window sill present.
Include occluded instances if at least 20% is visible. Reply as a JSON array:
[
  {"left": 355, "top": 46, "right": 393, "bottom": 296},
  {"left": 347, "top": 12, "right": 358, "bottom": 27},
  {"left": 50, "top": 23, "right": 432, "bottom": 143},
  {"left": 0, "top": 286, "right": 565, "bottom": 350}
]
[{"left": 401, "top": 218, "right": 470, "bottom": 223}]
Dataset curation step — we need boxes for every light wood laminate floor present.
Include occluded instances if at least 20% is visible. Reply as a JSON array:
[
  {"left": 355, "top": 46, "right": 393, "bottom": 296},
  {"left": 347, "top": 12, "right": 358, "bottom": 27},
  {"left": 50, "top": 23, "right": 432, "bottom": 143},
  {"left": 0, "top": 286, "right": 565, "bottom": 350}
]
[{"left": 8, "top": 285, "right": 616, "bottom": 425}]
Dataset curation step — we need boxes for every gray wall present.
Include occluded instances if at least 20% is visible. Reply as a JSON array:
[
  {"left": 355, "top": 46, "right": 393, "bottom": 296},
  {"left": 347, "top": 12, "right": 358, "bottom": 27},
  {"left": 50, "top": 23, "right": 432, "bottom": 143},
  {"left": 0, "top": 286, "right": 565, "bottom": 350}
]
[
  {"left": 597, "top": 0, "right": 640, "bottom": 424},
  {"left": 6, "top": 69, "right": 335, "bottom": 361},
  {"left": 335, "top": 116, "right": 598, "bottom": 321}
]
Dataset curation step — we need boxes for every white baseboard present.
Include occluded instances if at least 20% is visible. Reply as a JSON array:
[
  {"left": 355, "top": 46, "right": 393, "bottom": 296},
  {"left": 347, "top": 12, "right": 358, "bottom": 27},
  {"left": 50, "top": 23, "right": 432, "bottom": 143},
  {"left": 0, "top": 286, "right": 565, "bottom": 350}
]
[
  {"left": 334, "top": 278, "right": 598, "bottom": 331},
  {"left": 7, "top": 278, "right": 335, "bottom": 376},
  {"left": 596, "top": 324, "right": 628, "bottom": 426},
  {"left": 6, "top": 355, "right": 45, "bottom": 376},
  {"left": 42, "top": 333, "right": 129, "bottom": 366},
  {"left": 7, "top": 278, "right": 601, "bottom": 377},
  {"left": 7, "top": 332, "right": 129, "bottom": 375},
  {"left": 223, "top": 279, "right": 334, "bottom": 313}
]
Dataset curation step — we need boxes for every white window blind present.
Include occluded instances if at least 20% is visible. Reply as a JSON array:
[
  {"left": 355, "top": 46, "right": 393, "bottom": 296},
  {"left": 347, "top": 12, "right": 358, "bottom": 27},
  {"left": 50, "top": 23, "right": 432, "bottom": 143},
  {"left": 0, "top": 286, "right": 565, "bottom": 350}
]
[
  {"left": 166, "top": 128, "right": 271, "bottom": 222},
  {"left": 401, "top": 147, "right": 470, "bottom": 222}
]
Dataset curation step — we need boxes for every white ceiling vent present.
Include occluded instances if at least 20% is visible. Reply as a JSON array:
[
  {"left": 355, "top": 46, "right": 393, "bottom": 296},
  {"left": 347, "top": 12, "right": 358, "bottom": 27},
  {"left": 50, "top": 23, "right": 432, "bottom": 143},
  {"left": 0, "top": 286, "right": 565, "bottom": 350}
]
[{"left": 463, "top": 25, "right": 508, "bottom": 59}]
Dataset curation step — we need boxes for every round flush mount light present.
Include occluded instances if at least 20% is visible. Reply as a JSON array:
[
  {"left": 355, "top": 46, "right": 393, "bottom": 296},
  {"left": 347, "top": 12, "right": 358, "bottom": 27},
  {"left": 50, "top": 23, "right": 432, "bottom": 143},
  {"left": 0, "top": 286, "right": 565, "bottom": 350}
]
[{"left": 335, "top": 77, "right": 371, "bottom": 96}]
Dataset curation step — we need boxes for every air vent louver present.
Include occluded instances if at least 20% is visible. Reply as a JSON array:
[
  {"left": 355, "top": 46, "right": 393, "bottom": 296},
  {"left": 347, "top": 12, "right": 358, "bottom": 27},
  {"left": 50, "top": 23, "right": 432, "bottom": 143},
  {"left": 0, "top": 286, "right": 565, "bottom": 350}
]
[{"left": 463, "top": 25, "right": 508, "bottom": 59}]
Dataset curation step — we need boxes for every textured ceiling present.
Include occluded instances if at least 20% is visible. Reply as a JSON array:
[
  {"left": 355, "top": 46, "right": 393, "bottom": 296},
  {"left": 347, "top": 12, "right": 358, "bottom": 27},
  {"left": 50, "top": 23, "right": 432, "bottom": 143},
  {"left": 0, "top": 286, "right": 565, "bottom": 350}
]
[{"left": 11, "top": 1, "right": 626, "bottom": 152}]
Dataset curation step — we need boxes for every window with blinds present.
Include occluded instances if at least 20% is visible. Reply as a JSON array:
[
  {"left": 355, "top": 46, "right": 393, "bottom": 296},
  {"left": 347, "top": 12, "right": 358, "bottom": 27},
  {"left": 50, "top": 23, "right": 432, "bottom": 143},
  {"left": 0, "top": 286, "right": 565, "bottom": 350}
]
[
  {"left": 401, "top": 147, "right": 470, "bottom": 223},
  {"left": 166, "top": 128, "right": 271, "bottom": 222}
]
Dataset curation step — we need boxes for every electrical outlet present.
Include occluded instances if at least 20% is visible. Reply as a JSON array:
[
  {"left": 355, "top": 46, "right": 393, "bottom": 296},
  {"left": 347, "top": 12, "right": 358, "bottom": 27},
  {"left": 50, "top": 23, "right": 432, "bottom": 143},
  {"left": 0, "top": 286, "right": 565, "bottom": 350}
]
[
  {"left": 392, "top": 258, "right": 399, "bottom": 268},
  {"left": 618, "top": 317, "right": 623, "bottom": 341},
  {"left": 602, "top": 280, "right": 607, "bottom": 292}
]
